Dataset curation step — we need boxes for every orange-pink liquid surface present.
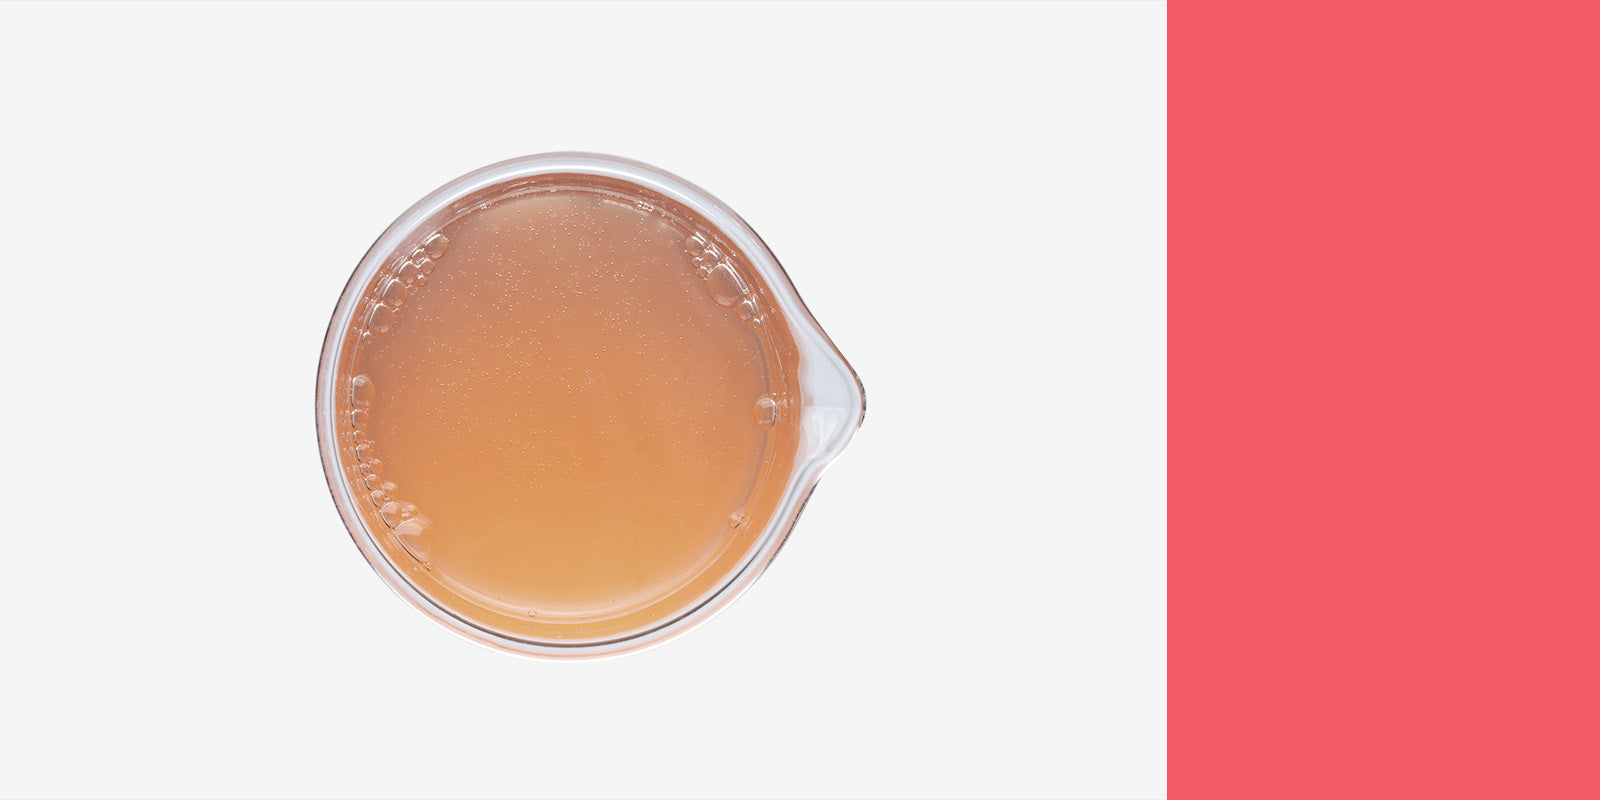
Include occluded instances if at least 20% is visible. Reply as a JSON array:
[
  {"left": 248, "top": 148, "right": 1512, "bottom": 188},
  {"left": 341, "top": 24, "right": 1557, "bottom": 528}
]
[{"left": 334, "top": 177, "right": 799, "bottom": 640}]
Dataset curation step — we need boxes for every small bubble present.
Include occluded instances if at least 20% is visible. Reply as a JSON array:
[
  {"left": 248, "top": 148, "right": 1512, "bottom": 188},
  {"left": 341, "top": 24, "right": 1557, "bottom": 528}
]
[
  {"left": 394, "top": 517, "right": 434, "bottom": 563},
  {"left": 353, "top": 430, "right": 369, "bottom": 446},
  {"left": 704, "top": 264, "right": 745, "bottom": 308},
  {"left": 368, "top": 304, "right": 396, "bottom": 335},
  {"left": 685, "top": 234, "right": 707, "bottom": 254},
  {"left": 728, "top": 512, "right": 745, "bottom": 530},
  {"left": 350, "top": 375, "right": 375, "bottom": 408},
  {"left": 350, "top": 409, "right": 369, "bottom": 430},
  {"left": 424, "top": 233, "right": 449, "bottom": 259},
  {"left": 416, "top": 274, "right": 429, "bottom": 286},
  {"left": 363, "top": 472, "right": 383, "bottom": 491},
  {"left": 368, "top": 489, "right": 387, "bottom": 507},
  {"left": 417, "top": 256, "right": 434, "bottom": 275},
  {"left": 378, "top": 501, "right": 402, "bottom": 528},
  {"left": 355, "top": 442, "right": 374, "bottom": 462},
  {"left": 360, "top": 459, "right": 383, "bottom": 476},
  {"left": 382, "top": 481, "right": 398, "bottom": 495},
  {"left": 361, "top": 331, "right": 373, "bottom": 345},
  {"left": 753, "top": 395, "right": 779, "bottom": 429},
  {"left": 400, "top": 502, "right": 418, "bottom": 520},
  {"left": 379, "top": 279, "right": 413, "bottom": 309},
  {"left": 736, "top": 299, "right": 756, "bottom": 321}
]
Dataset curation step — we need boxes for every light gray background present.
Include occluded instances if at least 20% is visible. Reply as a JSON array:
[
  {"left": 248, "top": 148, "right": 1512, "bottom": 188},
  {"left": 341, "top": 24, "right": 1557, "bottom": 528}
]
[{"left": 0, "top": 2, "right": 1165, "bottom": 798}]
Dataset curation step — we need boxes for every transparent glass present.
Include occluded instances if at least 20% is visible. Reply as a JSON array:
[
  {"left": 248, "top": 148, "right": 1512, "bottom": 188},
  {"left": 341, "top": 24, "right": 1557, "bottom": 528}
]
[{"left": 315, "top": 153, "right": 864, "bottom": 658}]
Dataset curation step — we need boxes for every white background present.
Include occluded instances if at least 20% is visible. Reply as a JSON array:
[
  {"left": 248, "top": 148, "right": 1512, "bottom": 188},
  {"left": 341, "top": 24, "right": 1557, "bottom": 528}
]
[{"left": 0, "top": 3, "right": 1164, "bottom": 798}]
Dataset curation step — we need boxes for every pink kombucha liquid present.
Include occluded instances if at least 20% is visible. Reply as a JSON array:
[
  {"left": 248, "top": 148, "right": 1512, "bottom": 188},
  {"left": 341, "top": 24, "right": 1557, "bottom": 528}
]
[{"left": 334, "top": 175, "right": 800, "bottom": 640}]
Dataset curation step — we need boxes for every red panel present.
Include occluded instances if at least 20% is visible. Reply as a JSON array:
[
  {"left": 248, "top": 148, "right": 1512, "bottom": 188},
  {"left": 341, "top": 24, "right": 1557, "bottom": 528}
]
[{"left": 1172, "top": 2, "right": 1600, "bottom": 797}]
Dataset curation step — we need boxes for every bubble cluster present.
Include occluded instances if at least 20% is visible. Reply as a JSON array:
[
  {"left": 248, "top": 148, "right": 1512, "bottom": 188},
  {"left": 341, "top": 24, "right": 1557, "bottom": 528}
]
[
  {"left": 346, "top": 372, "right": 434, "bottom": 568},
  {"left": 342, "top": 233, "right": 454, "bottom": 567},
  {"left": 353, "top": 233, "right": 447, "bottom": 345},
  {"left": 686, "top": 232, "right": 764, "bottom": 325}
]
